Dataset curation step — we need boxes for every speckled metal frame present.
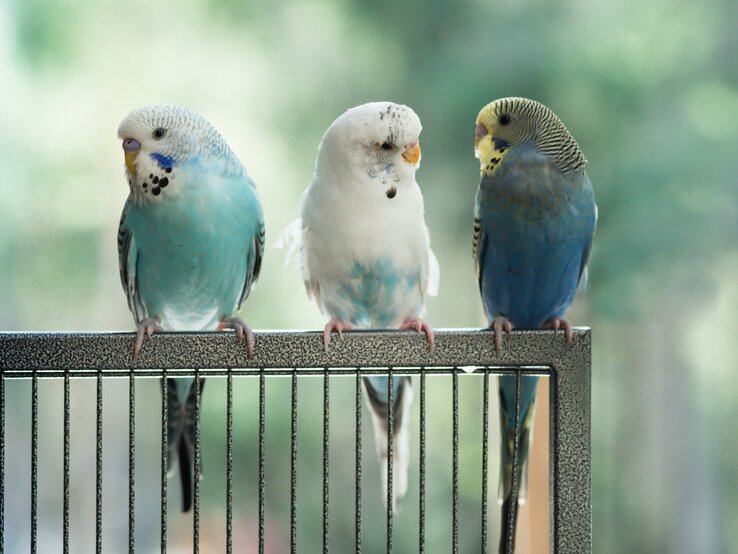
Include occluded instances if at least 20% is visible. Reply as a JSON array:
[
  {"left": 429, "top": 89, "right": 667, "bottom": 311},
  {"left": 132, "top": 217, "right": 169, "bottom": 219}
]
[{"left": 0, "top": 328, "right": 591, "bottom": 553}]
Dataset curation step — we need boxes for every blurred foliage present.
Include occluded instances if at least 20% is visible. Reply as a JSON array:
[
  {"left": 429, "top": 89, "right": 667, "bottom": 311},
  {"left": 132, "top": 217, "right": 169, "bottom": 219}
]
[{"left": 1, "top": 0, "right": 737, "bottom": 551}]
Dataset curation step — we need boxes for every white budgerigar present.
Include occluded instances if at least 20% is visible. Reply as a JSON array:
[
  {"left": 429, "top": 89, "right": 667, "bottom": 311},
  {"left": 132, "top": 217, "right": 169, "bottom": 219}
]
[{"left": 298, "top": 101, "right": 439, "bottom": 510}]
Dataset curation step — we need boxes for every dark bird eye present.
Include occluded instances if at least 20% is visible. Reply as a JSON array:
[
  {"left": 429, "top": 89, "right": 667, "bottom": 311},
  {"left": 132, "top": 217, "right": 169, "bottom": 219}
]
[
  {"left": 499, "top": 114, "right": 511, "bottom": 126},
  {"left": 153, "top": 127, "right": 167, "bottom": 140},
  {"left": 380, "top": 141, "right": 393, "bottom": 150}
]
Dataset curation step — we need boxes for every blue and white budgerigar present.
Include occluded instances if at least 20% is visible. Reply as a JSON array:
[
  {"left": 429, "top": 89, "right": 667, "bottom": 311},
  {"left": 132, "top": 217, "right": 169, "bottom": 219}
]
[
  {"left": 472, "top": 97, "right": 596, "bottom": 550},
  {"left": 298, "top": 102, "right": 439, "bottom": 510},
  {"left": 116, "top": 104, "right": 264, "bottom": 512}
]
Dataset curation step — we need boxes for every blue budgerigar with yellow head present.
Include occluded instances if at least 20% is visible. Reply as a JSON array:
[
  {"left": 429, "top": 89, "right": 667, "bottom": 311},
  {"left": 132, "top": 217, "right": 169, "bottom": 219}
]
[
  {"left": 117, "top": 104, "right": 264, "bottom": 511},
  {"left": 473, "top": 97, "right": 596, "bottom": 550}
]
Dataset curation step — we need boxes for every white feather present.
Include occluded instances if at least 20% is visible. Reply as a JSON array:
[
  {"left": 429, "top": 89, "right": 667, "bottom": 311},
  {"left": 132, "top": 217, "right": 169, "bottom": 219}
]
[
  {"left": 364, "top": 382, "right": 414, "bottom": 511},
  {"left": 300, "top": 102, "right": 437, "bottom": 511},
  {"left": 300, "top": 102, "right": 438, "bottom": 326},
  {"left": 273, "top": 218, "right": 303, "bottom": 267}
]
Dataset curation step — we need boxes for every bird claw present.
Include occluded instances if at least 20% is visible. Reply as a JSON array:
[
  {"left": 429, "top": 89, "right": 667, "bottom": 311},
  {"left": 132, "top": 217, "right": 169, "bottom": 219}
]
[
  {"left": 399, "top": 318, "right": 435, "bottom": 352},
  {"left": 323, "top": 318, "right": 353, "bottom": 351},
  {"left": 490, "top": 316, "right": 513, "bottom": 352},
  {"left": 133, "top": 318, "right": 163, "bottom": 358},
  {"left": 218, "top": 317, "right": 255, "bottom": 359},
  {"left": 543, "top": 317, "right": 573, "bottom": 347}
]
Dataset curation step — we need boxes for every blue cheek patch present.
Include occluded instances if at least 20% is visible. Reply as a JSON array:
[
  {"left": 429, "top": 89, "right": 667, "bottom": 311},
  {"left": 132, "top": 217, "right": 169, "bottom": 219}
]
[
  {"left": 493, "top": 138, "right": 510, "bottom": 151},
  {"left": 150, "top": 153, "right": 175, "bottom": 169}
]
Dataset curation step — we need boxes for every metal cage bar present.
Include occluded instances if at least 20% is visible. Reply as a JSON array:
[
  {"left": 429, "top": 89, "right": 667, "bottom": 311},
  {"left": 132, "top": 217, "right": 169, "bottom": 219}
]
[
  {"left": 161, "top": 370, "right": 168, "bottom": 553},
  {"left": 258, "top": 370, "right": 265, "bottom": 554},
  {"left": 95, "top": 371, "right": 102, "bottom": 554},
  {"left": 289, "top": 368, "right": 298, "bottom": 554},
  {"left": 0, "top": 367, "right": 4, "bottom": 554},
  {"left": 0, "top": 329, "right": 592, "bottom": 553},
  {"left": 63, "top": 369, "right": 70, "bottom": 554},
  {"left": 481, "top": 368, "right": 490, "bottom": 553},
  {"left": 452, "top": 368, "right": 459, "bottom": 554},
  {"left": 386, "top": 366, "right": 394, "bottom": 554},
  {"left": 354, "top": 367, "right": 362, "bottom": 554},
  {"left": 30, "top": 372, "right": 37, "bottom": 554},
  {"left": 418, "top": 368, "right": 426, "bottom": 554},
  {"left": 193, "top": 370, "right": 201, "bottom": 554},
  {"left": 322, "top": 366, "right": 330, "bottom": 554},
  {"left": 226, "top": 370, "right": 234, "bottom": 554},
  {"left": 128, "top": 371, "right": 136, "bottom": 553}
]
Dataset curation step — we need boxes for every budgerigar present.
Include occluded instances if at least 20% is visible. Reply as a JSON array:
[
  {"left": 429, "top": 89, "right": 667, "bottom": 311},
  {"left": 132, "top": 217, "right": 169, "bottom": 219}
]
[
  {"left": 117, "top": 104, "right": 264, "bottom": 512},
  {"left": 298, "top": 102, "right": 438, "bottom": 510},
  {"left": 473, "top": 97, "right": 596, "bottom": 551}
]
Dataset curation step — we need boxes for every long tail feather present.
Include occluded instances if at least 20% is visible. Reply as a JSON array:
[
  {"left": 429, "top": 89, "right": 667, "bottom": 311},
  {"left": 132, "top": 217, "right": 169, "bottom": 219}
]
[
  {"left": 363, "top": 375, "right": 414, "bottom": 511},
  {"left": 178, "top": 428, "right": 192, "bottom": 512},
  {"left": 166, "top": 377, "right": 205, "bottom": 512},
  {"left": 497, "top": 375, "right": 539, "bottom": 552}
]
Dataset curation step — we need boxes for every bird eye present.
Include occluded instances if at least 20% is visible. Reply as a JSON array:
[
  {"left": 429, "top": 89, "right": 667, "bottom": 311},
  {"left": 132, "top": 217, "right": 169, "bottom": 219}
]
[
  {"left": 153, "top": 127, "right": 167, "bottom": 140},
  {"left": 499, "top": 114, "right": 511, "bottom": 126},
  {"left": 380, "top": 141, "right": 393, "bottom": 150}
]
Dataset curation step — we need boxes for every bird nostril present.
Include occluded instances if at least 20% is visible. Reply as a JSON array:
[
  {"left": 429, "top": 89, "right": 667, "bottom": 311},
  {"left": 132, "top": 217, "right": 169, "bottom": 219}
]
[{"left": 123, "top": 138, "right": 141, "bottom": 152}]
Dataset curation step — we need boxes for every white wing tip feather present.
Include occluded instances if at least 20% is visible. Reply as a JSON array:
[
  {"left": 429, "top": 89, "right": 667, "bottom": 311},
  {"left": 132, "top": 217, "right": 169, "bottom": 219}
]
[{"left": 273, "top": 218, "right": 303, "bottom": 267}]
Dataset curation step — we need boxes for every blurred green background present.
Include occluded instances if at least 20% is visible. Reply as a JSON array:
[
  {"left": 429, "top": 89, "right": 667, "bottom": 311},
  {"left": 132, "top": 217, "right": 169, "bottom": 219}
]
[{"left": 1, "top": 0, "right": 737, "bottom": 551}]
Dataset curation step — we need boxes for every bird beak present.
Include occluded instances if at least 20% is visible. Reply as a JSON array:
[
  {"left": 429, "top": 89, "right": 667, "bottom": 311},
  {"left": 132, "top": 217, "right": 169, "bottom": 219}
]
[
  {"left": 402, "top": 141, "right": 421, "bottom": 165},
  {"left": 122, "top": 138, "right": 141, "bottom": 176},
  {"left": 475, "top": 122, "right": 489, "bottom": 148}
]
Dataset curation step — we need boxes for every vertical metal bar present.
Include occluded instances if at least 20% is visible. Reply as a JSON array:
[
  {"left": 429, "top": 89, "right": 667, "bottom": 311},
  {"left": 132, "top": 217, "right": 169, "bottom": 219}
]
[
  {"left": 290, "top": 369, "right": 297, "bottom": 554},
  {"left": 128, "top": 371, "right": 135, "bottom": 554},
  {"left": 322, "top": 367, "right": 329, "bottom": 554},
  {"left": 258, "top": 371, "right": 265, "bottom": 554},
  {"left": 95, "top": 371, "right": 103, "bottom": 554},
  {"left": 193, "top": 372, "right": 201, "bottom": 554},
  {"left": 354, "top": 369, "right": 362, "bottom": 554},
  {"left": 418, "top": 369, "right": 426, "bottom": 554},
  {"left": 0, "top": 373, "right": 4, "bottom": 554},
  {"left": 386, "top": 367, "right": 394, "bottom": 554},
  {"left": 481, "top": 369, "right": 490, "bottom": 553},
  {"left": 504, "top": 372, "right": 522, "bottom": 554},
  {"left": 160, "top": 371, "right": 168, "bottom": 554},
  {"left": 31, "top": 371, "right": 38, "bottom": 554},
  {"left": 226, "top": 371, "right": 234, "bottom": 554},
  {"left": 452, "top": 368, "right": 459, "bottom": 554},
  {"left": 63, "top": 370, "right": 70, "bottom": 554},
  {"left": 551, "top": 331, "right": 592, "bottom": 552}
]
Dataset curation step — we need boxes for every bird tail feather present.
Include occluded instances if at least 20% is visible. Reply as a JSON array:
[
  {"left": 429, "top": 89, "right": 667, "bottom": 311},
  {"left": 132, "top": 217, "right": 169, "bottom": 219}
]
[
  {"left": 497, "top": 375, "right": 539, "bottom": 553},
  {"left": 363, "top": 376, "right": 413, "bottom": 512},
  {"left": 166, "top": 377, "right": 205, "bottom": 512}
]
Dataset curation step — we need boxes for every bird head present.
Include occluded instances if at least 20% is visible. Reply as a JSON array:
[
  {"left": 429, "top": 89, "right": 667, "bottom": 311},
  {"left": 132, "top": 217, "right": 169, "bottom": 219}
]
[
  {"left": 117, "top": 104, "right": 239, "bottom": 201},
  {"left": 317, "top": 102, "right": 422, "bottom": 199},
  {"left": 475, "top": 97, "right": 586, "bottom": 177}
]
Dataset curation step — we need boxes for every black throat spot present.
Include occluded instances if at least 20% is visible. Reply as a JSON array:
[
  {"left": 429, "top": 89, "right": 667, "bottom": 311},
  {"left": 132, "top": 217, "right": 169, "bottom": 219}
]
[{"left": 386, "top": 186, "right": 397, "bottom": 199}]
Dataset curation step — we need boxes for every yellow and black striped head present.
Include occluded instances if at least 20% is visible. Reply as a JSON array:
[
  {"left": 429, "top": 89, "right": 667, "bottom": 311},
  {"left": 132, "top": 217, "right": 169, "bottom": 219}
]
[{"left": 474, "top": 97, "right": 586, "bottom": 177}]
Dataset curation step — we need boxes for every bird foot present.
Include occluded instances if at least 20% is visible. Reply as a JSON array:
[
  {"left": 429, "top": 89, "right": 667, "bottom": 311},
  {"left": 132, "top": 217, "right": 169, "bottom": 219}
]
[
  {"left": 399, "top": 318, "right": 435, "bottom": 352},
  {"left": 490, "top": 316, "right": 513, "bottom": 352},
  {"left": 323, "top": 318, "right": 353, "bottom": 351},
  {"left": 133, "top": 317, "right": 163, "bottom": 358},
  {"left": 542, "top": 317, "right": 573, "bottom": 347},
  {"left": 217, "top": 317, "right": 254, "bottom": 359}
]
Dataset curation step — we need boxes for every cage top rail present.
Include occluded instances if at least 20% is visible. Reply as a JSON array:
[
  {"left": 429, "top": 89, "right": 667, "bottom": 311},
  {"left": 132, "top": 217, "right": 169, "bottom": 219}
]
[{"left": 0, "top": 328, "right": 589, "bottom": 371}]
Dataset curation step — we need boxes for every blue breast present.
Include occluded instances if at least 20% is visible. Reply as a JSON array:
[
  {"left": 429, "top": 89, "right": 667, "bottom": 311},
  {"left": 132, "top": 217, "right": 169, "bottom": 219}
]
[
  {"left": 324, "top": 258, "right": 421, "bottom": 329},
  {"left": 477, "top": 143, "right": 595, "bottom": 328},
  {"left": 126, "top": 162, "right": 262, "bottom": 331}
]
